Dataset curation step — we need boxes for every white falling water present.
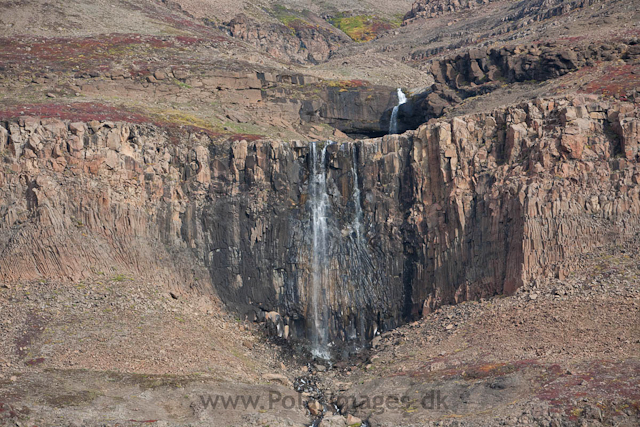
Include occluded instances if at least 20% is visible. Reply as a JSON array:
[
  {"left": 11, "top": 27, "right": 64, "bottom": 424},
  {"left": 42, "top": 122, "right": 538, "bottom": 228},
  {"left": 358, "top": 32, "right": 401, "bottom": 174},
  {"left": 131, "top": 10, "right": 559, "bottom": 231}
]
[
  {"left": 389, "top": 88, "right": 407, "bottom": 134},
  {"left": 305, "top": 142, "right": 381, "bottom": 356},
  {"left": 310, "top": 141, "right": 331, "bottom": 360}
]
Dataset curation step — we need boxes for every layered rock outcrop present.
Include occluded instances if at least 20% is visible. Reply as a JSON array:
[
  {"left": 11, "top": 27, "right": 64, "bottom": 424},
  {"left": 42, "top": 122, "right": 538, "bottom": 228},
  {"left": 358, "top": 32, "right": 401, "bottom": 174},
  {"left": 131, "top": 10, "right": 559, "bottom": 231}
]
[
  {"left": 404, "top": 0, "right": 497, "bottom": 22},
  {"left": 403, "top": 0, "right": 602, "bottom": 24},
  {"left": 72, "top": 64, "right": 397, "bottom": 138},
  {"left": 503, "top": 0, "right": 604, "bottom": 24},
  {"left": 1, "top": 95, "right": 638, "bottom": 353},
  {"left": 426, "top": 42, "right": 634, "bottom": 87},
  {"left": 225, "top": 14, "right": 349, "bottom": 64},
  {"left": 297, "top": 84, "right": 400, "bottom": 137},
  {"left": 399, "top": 40, "right": 639, "bottom": 131}
]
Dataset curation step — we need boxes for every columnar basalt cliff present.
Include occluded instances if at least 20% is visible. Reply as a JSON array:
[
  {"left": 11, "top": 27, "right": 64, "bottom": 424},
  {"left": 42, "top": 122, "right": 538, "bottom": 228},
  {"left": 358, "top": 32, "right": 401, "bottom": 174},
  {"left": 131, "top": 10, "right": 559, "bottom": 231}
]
[
  {"left": 1, "top": 95, "right": 638, "bottom": 353},
  {"left": 0, "top": 116, "right": 408, "bottom": 352},
  {"left": 403, "top": 97, "right": 640, "bottom": 315},
  {"left": 2, "top": 0, "right": 640, "bottom": 424}
]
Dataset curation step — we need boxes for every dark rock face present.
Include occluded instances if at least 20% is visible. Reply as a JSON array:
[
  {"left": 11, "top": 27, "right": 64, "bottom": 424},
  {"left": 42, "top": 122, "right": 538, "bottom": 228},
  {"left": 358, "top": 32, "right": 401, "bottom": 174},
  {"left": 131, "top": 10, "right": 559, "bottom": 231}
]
[
  {"left": 204, "top": 138, "right": 409, "bottom": 351},
  {"left": 299, "top": 85, "right": 400, "bottom": 137},
  {"left": 399, "top": 40, "right": 639, "bottom": 131},
  {"left": 1, "top": 95, "right": 639, "bottom": 355}
]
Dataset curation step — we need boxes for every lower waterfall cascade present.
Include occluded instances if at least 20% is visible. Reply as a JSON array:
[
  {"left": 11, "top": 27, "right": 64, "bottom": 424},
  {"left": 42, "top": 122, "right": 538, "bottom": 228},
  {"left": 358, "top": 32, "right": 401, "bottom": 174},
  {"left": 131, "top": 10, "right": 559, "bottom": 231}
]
[
  {"left": 309, "top": 141, "right": 331, "bottom": 359},
  {"left": 305, "top": 140, "right": 384, "bottom": 359}
]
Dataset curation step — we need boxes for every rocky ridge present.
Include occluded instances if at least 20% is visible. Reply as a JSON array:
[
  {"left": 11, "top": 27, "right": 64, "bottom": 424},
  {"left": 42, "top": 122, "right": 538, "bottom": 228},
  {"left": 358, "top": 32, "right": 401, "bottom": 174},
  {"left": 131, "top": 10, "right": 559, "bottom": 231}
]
[{"left": 404, "top": 0, "right": 498, "bottom": 22}]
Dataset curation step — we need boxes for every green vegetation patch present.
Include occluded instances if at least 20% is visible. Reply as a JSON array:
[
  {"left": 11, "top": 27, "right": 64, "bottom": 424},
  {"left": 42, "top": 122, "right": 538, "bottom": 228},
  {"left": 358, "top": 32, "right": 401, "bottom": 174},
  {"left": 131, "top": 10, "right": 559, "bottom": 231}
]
[
  {"left": 270, "top": 5, "right": 314, "bottom": 30},
  {"left": 329, "top": 14, "right": 397, "bottom": 42}
]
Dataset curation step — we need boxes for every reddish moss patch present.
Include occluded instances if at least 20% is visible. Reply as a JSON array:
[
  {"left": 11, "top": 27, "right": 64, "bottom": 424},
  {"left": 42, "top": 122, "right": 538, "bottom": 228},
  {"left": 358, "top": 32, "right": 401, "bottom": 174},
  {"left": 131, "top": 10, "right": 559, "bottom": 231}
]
[
  {"left": 24, "top": 358, "right": 46, "bottom": 367},
  {"left": 14, "top": 312, "right": 48, "bottom": 359},
  {"left": 0, "top": 103, "right": 153, "bottom": 125},
  {"left": 0, "top": 34, "right": 218, "bottom": 74},
  {"left": 557, "top": 36, "right": 587, "bottom": 43},
  {"left": 397, "top": 358, "right": 539, "bottom": 382},
  {"left": 535, "top": 359, "right": 640, "bottom": 421},
  {"left": 581, "top": 63, "right": 640, "bottom": 99},
  {"left": 327, "top": 79, "right": 368, "bottom": 89}
]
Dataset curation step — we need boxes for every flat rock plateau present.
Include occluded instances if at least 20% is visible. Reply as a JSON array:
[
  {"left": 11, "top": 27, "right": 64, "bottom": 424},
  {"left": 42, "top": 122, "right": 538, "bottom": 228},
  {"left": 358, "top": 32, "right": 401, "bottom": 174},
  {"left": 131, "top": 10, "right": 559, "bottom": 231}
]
[{"left": 0, "top": 0, "right": 639, "bottom": 426}]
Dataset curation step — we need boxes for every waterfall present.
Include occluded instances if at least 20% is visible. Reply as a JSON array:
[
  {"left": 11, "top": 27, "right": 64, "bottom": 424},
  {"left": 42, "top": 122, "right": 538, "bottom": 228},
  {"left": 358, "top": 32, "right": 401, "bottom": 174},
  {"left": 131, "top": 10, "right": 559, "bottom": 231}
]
[
  {"left": 389, "top": 88, "right": 407, "bottom": 134},
  {"left": 306, "top": 141, "right": 379, "bottom": 358},
  {"left": 309, "top": 141, "right": 330, "bottom": 359}
]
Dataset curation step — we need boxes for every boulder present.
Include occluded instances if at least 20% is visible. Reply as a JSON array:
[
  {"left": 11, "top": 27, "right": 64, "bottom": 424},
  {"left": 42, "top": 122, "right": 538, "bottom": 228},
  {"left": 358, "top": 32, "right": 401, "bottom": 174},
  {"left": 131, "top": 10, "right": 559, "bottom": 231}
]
[
  {"left": 319, "top": 415, "right": 347, "bottom": 427},
  {"left": 262, "top": 373, "right": 290, "bottom": 386},
  {"left": 346, "top": 414, "right": 362, "bottom": 426},
  {"left": 469, "top": 60, "right": 485, "bottom": 83},
  {"left": 619, "top": 118, "right": 640, "bottom": 160},
  {"left": 308, "top": 399, "right": 323, "bottom": 416},
  {"left": 560, "top": 133, "right": 586, "bottom": 160}
]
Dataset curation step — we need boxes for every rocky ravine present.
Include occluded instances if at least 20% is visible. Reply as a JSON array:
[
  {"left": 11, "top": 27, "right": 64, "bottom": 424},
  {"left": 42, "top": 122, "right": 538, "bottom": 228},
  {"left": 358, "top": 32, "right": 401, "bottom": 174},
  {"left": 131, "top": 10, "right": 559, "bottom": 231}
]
[{"left": 1, "top": 94, "right": 638, "bottom": 354}]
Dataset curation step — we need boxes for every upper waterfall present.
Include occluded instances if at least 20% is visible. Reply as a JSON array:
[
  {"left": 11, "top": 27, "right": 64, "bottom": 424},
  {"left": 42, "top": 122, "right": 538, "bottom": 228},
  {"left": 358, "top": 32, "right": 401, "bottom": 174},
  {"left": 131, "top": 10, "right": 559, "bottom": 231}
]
[{"left": 389, "top": 88, "right": 407, "bottom": 135}]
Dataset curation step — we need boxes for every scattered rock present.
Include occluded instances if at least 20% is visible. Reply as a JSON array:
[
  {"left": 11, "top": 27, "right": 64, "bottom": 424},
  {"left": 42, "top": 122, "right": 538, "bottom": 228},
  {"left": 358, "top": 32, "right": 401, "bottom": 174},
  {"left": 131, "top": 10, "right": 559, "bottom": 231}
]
[
  {"left": 319, "top": 415, "right": 347, "bottom": 427},
  {"left": 262, "top": 373, "right": 290, "bottom": 386},
  {"left": 308, "top": 399, "right": 323, "bottom": 416},
  {"left": 346, "top": 414, "right": 362, "bottom": 426}
]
